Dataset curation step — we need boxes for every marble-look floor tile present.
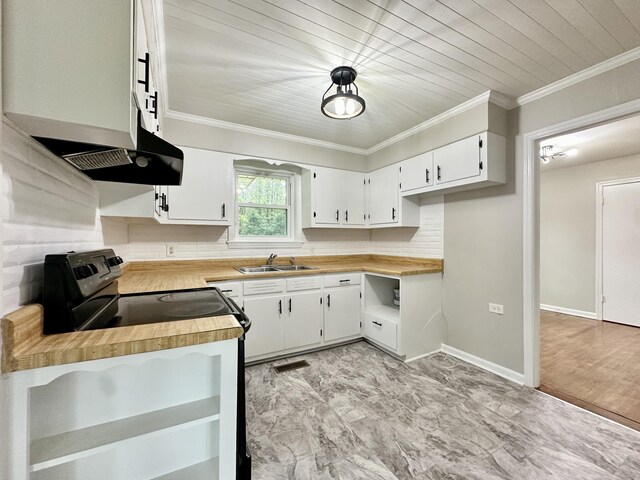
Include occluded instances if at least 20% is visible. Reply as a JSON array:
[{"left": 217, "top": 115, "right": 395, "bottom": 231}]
[{"left": 246, "top": 341, "right": 640, "bottom": 479}]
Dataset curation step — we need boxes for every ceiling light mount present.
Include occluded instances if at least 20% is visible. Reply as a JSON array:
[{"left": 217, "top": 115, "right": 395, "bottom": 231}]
[
  {"left": 540, "top": 144, "right": 578, "bottom": 164},
  {"left": 321, "top": 66, "right": 365, "bottom": 120}
]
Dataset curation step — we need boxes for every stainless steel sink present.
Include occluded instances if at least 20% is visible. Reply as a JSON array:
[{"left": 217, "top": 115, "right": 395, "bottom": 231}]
[
  {"left": 235, "top": 266, "right": 279, "bottom": 273},
  {"left": 273, "top": 265, "right": 317, "bottom": 271},
  {"left": 234, "top": 265, "right": 317, "bottom": 274}
]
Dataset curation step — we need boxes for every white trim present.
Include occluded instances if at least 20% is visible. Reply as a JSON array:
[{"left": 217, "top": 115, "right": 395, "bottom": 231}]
[
  {"left": 404, "top": 348, "right": 443, "bottom": 363},
  {"left": 540, "top": 304, "right": 597, "bottom": 320},
  {"left": 441, "top": 344, "right": 525, "bottom": 385},
  {"left": 516, "top": 46, "right": 640, "bottom": 107},
  {"left": 226, "top": 240, "right": 304, "bottom": 249},
  {"left": 522, "top": 98, "right": 640, "bottom": 388},
  {"left": 164, "top": 110, "right": 369, "bottom": 155},
  {"left": 595, "top": 176, "right": 640, "bottom": 321},
  {"left": 365, "top": 91, "right": 497, "bottom": 154}
]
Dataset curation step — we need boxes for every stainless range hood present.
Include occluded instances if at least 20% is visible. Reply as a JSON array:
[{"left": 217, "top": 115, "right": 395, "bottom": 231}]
[{"left": 34, "top": 112, "right": 184, "bottom": 186}]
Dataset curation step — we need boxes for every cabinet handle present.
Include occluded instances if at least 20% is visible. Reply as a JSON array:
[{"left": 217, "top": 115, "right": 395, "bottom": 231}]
[
  {"left": 339, "top": 279, "right": 350, "bottom": 284},
  {"left": 437, "top": 165, "right": 441, "bottom": 181},
  {"left": 392, "top": 207, "right": 396, "bottom": 220},
  {"left": 336, "top": 209, "right": 339, "bottom": 221},
  {"left": 372, "top": 321, "right": 382, "bottom": 327},
  {"left": 150, "top": 92, "right": 158, "bottom": 119},
  {"left": 327, "top": 294, "right": 331, "bottom": 308},
  {"left": 288, "top": 298, "right": 292, "bottom": 313},
  {"left": 345, "top": 210, "right": 348, "bottom": 222},
  {"left": 137, "top": 52, "right": 150, "bottom": 93},
  {"left": 426, "top": 168, "right": 430, "bottom": 183},
  {"left": 161, "top": 193, "right": 169, "bottom": 212},
  {"left": 278, "top": 299, "right": 282, "bottom": 314},
  {"left": 221, "top": 203, "right": 226, "bottom": 218}
]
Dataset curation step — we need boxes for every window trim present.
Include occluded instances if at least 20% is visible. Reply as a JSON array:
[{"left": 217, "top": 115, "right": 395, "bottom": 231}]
[{"left": 232, "top": 167, "right": 294, "bottom": 242}]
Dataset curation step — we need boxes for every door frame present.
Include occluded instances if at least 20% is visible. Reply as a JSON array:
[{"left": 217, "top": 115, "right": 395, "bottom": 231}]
[
  {"left": 522, "top": 98, "right": 640, "bottom": 388},
  {"left": 595, "top": 177, "right": 640, "bottom": 321}
]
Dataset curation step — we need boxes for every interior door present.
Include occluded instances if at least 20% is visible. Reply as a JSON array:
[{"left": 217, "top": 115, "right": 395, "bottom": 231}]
[
  {"left": 341, "top": 171, "right": 365, "bottom": 225},
  {"left": 368, "top": 165, "right": 399, "bottom": 225},
  {"left": 243, "top": 295, "right": 285, "bottom": 358},
  {"left": 284, "top": 291, "right": 323, "bottom": 349},
  {"left": 313, "top": 167, "right": 342, "bottom": 225},
  {"left": 400, "top": 151, "right": 434, "bottom": 192},
  {"left": 433, "top": 135, "right": 481, "bottom": 185},
  {"left": 602, "top": 181, "right": 640, "bottom": 327},
  {"left": 324, "top": 286, "right": 361, "bottom": 341}
]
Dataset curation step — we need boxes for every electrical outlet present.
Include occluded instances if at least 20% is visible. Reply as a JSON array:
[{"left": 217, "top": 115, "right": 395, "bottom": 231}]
[
  {"left": 489, "top": 303, "right": 504, "bottom": 315},
  {"left": 166, "top": 244, "right": 176, "bottom": 257}
]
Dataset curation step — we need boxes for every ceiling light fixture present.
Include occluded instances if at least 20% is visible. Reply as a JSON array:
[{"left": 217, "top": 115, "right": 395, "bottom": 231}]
[
  {"left": 540, "top": 145, "right": 578, "bottom": 164},
  {"left": 321, "top": 66, "right": 365, "bottom": 120}
]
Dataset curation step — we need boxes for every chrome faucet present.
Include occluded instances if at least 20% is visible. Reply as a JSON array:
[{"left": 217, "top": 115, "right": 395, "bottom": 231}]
[
  {"left": 266, "top": 253, "right": 278, "bottom": 265},
  {"left": 289, "top": 257, "right": 297, "bottom": 266}
]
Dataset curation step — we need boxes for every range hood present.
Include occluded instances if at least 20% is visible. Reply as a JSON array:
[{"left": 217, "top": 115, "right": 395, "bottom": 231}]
[{"left": 34, "top": 112, "right": 184, "bottom": 185}]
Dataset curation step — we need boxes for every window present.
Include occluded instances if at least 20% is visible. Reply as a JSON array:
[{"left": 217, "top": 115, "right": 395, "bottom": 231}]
[{"left": 235, "top": 170, "right": 292, "bottom": 239}]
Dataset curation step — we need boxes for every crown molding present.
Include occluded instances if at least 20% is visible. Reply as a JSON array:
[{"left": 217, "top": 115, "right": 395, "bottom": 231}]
[
  {"left": 515, "top": 46, "right": 640, "bottom": 108},
  {"left": 164, "top": 110, "right": 369, "bottom": 155}
]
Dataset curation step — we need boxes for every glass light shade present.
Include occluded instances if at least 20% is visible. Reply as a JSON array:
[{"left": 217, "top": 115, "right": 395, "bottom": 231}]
[{"left": 321, "top": 92, "right": 365, "bottom": 119}]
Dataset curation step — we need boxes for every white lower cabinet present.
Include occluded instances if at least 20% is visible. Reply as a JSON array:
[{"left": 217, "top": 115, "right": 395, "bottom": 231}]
[
  {"left": 284, "top": 291, "right": 324, "bottom": 350},
  {"left": 243, "top": 294, "right": 285, "bottom": 359},
  {"left": 324, "top": 286, "right": 362, "bottom": 342}
]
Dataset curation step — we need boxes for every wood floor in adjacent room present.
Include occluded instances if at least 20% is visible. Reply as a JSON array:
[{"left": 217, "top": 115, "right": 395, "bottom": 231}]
[{"left": 540, "top": 311, "right": 640, "bottom": 431}]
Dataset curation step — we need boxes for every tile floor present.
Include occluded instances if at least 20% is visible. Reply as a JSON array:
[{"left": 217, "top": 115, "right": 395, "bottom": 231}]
[{"left": 246, "top": 341, "right": 640, "bottom": 479}]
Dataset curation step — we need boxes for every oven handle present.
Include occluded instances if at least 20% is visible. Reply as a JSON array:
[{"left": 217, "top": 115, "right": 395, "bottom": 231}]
[{"left": 225, "top": 296, "right": 251, "bottom": 334}]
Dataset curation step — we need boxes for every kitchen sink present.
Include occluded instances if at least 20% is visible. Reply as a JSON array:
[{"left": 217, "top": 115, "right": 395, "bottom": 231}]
[
  {"left": 234, "top": 265, "right": 317, "bottom": 274},
  {"left": 272, "top": 265, "right": 317, "bottom": 271},
  {"left": 235, "top": 266, "right": 279, "bottom": 273}
]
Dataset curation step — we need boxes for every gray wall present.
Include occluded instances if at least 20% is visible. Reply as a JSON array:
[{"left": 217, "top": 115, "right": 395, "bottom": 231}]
[
  {"left": 442, "top": 57, "right": 640, "bottom": 375},
  {"left": 163, "top": 117, "right": 368, "bottom": 172},
  {"left": 540, "top": 154, "right": 640, "bottom": 313}
]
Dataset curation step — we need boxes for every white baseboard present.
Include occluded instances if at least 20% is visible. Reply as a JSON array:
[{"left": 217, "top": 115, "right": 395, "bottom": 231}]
[
  {"left": 404, "top": 348, "right": 442, "bottom": 363},
  {"left": 441, "top": 344, "right": 525, "bottom": 385},
  {"left": 540, "top": 304, "right": 598, "bottom": 320}
]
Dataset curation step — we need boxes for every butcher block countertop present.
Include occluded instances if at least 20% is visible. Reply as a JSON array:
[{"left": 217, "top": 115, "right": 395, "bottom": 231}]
[{"left": 1, "top": 255, "right": 442, "bottom": 373}]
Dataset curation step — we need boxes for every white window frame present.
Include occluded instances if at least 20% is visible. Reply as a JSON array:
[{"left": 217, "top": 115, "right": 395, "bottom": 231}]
[{"left": 231, "top": 168, "right": 296, "bottom": 244}]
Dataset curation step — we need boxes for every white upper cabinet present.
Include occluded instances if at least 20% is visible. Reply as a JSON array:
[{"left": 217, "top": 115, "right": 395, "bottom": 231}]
[
  {"left": 400, "top": 151, "right": 434, "bottom": 193},
  {"left": 3, "top": 0, "right": 155, "bottom": 148},
  {"left": 399, "top": 132, "right": 506, "bottom": 197},
  {"left": 368, "top": 165, "right": 400, "bottom": 225},
  {"left": 302, "top": 167, "right": 365, "bottom": 228},
  {"left": 158, "top": 148, "right": 234, "bottom": 225}
]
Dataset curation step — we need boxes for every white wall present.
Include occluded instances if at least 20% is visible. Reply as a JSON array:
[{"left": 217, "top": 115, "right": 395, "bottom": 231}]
[
  {"left": 540, "top": 153, "right": 640, "bottom": 314},
  {"left": 1, "top": 121, "right": 103, "bottom": 314}
]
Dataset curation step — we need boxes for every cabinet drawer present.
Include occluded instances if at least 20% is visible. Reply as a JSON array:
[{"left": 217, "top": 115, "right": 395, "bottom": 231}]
[
  {"left": 324, "top": 273, "right": 361, "bottom": 288},
  {"left": 243, "top": 279, "right": 286, "bottom": 296},
  {"left": 286, "top": 276, "right": 323, "bottom": 292},
  {"left": 363, "top": 312, "right": 397, "bottom": 351},
  {"left": 207, "top": 281, "right": 241, "bottom": 298}
]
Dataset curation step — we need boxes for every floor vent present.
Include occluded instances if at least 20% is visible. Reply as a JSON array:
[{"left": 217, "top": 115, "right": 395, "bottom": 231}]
[{"left": 273, "top": 360, "right": 309, "bottom": 373}]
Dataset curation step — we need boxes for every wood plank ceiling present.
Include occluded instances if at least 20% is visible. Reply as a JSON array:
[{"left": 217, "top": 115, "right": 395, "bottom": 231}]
[{"left": 162, "top": 0, "right": 640, "bottom": 149}]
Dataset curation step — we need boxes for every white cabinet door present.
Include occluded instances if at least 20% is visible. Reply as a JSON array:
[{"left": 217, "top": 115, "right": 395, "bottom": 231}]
[
  {"left": 400, "top": 152, "right": 434, "bottom": 192},
  {"left": 284, "top": 291, "right": 324, "bottom": 349},
  {"left": 324, "top": 286, "right": 361, "bottom": 341},
  {"left": 243, "top": 295, "right": 285, "bottom": 358},
  {"left": 341, "top": 171, "right": 366, "bottom": 225},
  {"left": 313, "top": 167, "right": 342, "bottom": 225},
  {"left": 134, "top": 0, "right": 152, "bottom": 130},
  {"left": 165, "top": 148, "right": 233, "bottom": 223},
  {"left": 368, "top": 165, "right": 399, "bottom": 225},
  {"left": 433, "top": 135, "right": 482, "bottom": 185}
]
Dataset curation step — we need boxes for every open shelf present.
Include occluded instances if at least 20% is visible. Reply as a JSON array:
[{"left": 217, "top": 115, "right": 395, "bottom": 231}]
[
  {"left": 153, "top": 458, "right": 219, "bottom": 480},
  {"left": 364, "top": 304, "right": 400, "bottom": 321},
  {"left": 30, "top": 396, "right": 220, "bottom": 472}
]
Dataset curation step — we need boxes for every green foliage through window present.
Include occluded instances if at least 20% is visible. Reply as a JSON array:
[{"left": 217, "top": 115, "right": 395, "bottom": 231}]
[{"left": 236, "top": 172, "right": 290, "bottom": 237}]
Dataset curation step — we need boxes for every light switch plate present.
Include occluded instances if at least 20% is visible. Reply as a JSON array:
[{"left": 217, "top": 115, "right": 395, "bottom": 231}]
[
  {"left": 489, "top": 303, "right": 504, "bottom": 315},
  {"left": 166, "top": 244, "right": 176, "bottom": 257}
]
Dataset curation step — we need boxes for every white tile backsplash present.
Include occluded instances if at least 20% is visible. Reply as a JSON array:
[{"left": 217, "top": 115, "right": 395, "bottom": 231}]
[{"left": 1, "top": 122, "right": 103, "bottom": 313}]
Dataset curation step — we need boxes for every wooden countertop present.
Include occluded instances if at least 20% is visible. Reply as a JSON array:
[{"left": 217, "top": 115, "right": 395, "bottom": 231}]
[
  {"left": 119, "top": 254, "right": 443, "bottom": 294},
  {"left": 1, "top": 254, "right": 441, "bottom": 373}
]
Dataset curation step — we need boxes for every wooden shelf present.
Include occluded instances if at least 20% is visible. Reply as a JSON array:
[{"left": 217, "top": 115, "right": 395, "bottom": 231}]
[
  {"left": 30, "top": 396, "right": 220, "bottom": 472},
  {"left": 364, "top": 304, "right": 400, "bottom": 321},
  {"left": 153, "top": 458, "right": 219, "bottom": 480}
]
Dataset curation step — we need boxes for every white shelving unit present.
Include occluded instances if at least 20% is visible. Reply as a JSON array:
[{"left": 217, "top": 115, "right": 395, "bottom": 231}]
[{"left": 3, "top": 341, "right": 238, "bottom": 480}]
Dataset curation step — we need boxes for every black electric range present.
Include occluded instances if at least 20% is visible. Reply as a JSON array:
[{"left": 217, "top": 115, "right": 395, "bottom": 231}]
[{"left": 42, "top": 248, "right": 252, "bottom": 479}]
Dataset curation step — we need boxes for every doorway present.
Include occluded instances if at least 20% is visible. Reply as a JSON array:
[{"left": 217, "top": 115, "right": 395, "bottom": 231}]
[{"left": 535, "top": 114, "right": 640, "bottom": 430}]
